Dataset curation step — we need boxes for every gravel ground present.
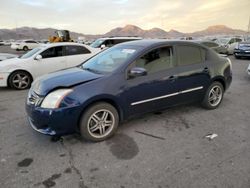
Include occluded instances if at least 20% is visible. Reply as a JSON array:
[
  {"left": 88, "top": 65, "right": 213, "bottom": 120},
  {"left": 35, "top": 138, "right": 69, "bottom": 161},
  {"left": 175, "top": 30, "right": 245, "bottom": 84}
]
[{"left": 0, "top": 45, "right": 250, "bottom": 188}]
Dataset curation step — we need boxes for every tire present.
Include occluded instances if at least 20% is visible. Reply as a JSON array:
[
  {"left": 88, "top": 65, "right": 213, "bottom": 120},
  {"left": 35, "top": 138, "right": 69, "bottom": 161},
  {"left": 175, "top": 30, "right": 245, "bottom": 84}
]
[
  {"left": 80, "top": 102, "right": 119, "bottom": 142},
  {"left": 23, "top": 46, "right": 28, "bottom": 51},
  {"left": 234, "top": 54, "right": 240, "bottom": 59},
  {"left": 201, "top": 82, "right": 224, "bottom": 110},
  {"left": 8, "top": 71, "right": 32, "bottom": 90}
]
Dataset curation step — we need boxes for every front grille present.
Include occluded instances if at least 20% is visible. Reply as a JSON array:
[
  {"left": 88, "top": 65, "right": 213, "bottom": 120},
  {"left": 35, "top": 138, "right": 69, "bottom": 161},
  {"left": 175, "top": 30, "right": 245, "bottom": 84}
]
[{"left": 27, "top": 91, "right": 43, "bottom": 106}]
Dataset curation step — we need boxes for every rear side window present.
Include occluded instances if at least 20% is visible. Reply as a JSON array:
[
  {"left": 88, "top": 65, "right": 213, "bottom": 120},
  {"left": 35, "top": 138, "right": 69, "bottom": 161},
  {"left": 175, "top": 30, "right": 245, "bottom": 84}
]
[
  {"left": 177, "top": 45, "right": 203, "bottom": 66},
  {"left": 134, "top": 47, "right": 174, "bottom": 74},
  {"left": 40, "top": 46, "right": 64, "bottom": 58},
  {"left": 235, "top": 38, "right": 242, "bottom": 42},
  {"left": 65, "top": 45, "right": 90, "bottom": 55}
]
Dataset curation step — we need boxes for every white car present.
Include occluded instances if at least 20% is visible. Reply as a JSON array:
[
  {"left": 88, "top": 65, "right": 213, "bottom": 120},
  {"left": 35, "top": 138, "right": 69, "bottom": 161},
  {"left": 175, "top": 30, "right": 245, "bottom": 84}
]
[
  {"left": 11, "top": 40, "right": 40, "bottom": 51},
  {"left": 90, "top": 37, "right": 142, "bottom": 49},
  {"left": 0, "top": 43, "right": 100, "bottom": 89},
  {"left": 0, "top": 53, "right": 18, "bottom": 61},
  {"left": 214, "top": 37, "right": 243, "bottom": 54}
]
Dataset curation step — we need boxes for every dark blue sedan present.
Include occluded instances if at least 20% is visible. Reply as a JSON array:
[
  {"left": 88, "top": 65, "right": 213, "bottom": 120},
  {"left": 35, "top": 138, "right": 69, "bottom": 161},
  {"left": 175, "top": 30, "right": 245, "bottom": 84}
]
[
  {"left": 26, "top": 40, "right": 232, "bottom": 141},
  {"left": 234, "top": 41, "right": 250, "bottom": 59}
]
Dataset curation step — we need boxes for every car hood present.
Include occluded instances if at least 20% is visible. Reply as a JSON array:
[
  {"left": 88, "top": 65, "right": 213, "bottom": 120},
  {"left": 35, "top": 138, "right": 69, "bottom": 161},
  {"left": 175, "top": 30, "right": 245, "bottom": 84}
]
[
  {"left": 0, "top": 57, "right": 25, "bottom": 70},
  {"left": 32, "top": 67, "right": 103, "bottom": 96}
]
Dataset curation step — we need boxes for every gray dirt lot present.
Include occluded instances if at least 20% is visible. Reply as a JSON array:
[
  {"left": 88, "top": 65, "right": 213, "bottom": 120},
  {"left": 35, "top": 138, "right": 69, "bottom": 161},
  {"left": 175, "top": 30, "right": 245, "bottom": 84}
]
[{"left": 0, "top": 45, "right": 250, "bottom": 188}]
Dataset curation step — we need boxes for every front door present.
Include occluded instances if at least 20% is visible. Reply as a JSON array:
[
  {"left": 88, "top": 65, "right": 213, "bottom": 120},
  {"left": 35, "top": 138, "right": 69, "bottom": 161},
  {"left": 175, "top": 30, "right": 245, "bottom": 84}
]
[
  {"left": 33, "top": 46, "right": 67, "bottom": 78},
  {"left": 122, "top": 46, "right": 180, "bottom": 117}
]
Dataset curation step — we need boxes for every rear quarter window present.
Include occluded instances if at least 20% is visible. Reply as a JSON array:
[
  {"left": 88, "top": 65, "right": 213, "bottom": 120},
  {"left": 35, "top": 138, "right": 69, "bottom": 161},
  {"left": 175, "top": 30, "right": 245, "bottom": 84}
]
[{"left": 177, "top": 45, "right": 204, "bottom": 66}]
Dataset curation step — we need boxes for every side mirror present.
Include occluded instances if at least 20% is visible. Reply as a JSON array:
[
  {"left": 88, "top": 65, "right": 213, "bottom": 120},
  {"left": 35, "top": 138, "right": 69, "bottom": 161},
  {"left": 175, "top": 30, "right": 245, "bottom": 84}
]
[
  {"left": 35, "top": 55, "right": 42, "bottom": 60},
  {"left": 128, "top": 67, "right": 147, "bottom": 78},
  {"left": 100, "top": 44, "right": 106, "bottom": 49}
]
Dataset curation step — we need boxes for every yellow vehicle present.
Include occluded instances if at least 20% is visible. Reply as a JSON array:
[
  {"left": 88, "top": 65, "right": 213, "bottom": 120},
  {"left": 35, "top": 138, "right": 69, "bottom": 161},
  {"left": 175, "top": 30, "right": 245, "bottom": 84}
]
[{"left": 49, "top": 30, "right": 73, "bottom": 43}]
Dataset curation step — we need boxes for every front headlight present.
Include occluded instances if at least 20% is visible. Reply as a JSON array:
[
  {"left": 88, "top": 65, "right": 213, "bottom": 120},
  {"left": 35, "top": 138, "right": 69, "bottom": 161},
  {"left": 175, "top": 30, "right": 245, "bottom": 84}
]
[{"left": 41, "top": 89, "right": 73, "bottom": 109}]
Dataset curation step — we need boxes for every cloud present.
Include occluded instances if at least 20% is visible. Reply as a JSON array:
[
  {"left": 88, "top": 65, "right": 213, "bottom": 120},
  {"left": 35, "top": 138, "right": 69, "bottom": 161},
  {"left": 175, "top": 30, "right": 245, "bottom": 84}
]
[
  {"left": 20, "top": 0, "right": 45, "bottom": 7},
  {"left": 1, "top": 0, "right": 249, "bottom": 34}
]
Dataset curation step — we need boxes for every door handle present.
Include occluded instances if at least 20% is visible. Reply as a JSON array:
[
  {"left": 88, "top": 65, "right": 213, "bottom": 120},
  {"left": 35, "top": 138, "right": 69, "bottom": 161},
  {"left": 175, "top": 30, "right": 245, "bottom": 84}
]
[
  {"left": 203, "top": 67, "right": 209, "bottom": 73},
  {"left": 169, "top": 75, "right": 178, "bottom": 82}
]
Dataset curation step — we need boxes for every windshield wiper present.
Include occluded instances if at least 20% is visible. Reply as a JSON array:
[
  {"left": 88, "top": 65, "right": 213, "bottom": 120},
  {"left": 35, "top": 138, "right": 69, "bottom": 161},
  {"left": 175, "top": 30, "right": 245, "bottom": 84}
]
[{"left": 82, "top": 67, "right": 102, "bottom": 74}]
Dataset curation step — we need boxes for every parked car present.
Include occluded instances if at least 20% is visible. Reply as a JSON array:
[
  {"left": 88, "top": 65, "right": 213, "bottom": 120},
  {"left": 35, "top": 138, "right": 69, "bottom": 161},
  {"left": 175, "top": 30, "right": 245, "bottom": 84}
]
[
  {"left": 198, "top": 40, "right": 227, "bottom": 54},
  {"left": 214, "top": 37, "right": 243, "bottom": 54},
  {"left": 0, "top": 40, "right": 14, "bottom": 46},
  {"left": 0, "top": 42, "right": 99, "bottom": 89},
  {"left": 90, "top": 36, "right": 142, "bottom": 49},
  {"left": 247, "top": 64, "right": 250, "bottom": 76},
  {"left": 0, "top": 53, "right": 18, "bottom": 61},
  {"left": 3, "top": 40, "right": 14, "bottom": 46},
  {"left": 26, "top": 40, "right": 232, "bottom": 142},
  {"left": 11, "top": 40, "right": 40, "bottom": 51},
  {"left": 234, "top": 41, "right": 250, "bottom": 59}
]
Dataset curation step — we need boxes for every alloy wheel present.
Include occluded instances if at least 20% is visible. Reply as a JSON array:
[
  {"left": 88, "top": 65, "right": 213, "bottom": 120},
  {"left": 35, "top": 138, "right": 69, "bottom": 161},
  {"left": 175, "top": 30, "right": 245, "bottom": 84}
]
[
  {"left": 87, "top": 109, "right": 115, "bottom": 139},
  {"left": 208, "top": 86, "right": 222, "bottom": 107},
  {"left": 12, "top": 73, "right": 30, "bottom": 89}
]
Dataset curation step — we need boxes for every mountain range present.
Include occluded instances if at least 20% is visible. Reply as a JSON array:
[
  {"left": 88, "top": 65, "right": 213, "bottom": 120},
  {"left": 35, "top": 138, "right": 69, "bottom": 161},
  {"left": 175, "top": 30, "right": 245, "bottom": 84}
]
[{"left": 0, "top": 25, "right": 247, "bottom": 40}]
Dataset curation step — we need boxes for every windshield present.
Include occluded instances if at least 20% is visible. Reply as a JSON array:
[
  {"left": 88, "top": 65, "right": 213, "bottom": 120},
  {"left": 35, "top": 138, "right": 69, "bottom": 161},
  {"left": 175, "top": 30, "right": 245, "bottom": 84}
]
[
  {"left": 219, "top": 38, "right": 230, "bottom": 45},
  {"left": 90, "top": 39, "right": 105, "bottom": 48},
  {"left": 82, "top": 46, "right": 138, "bottom": 74},
  {"left": 20, "top": 47, "right": 43, "bottom": 59}
]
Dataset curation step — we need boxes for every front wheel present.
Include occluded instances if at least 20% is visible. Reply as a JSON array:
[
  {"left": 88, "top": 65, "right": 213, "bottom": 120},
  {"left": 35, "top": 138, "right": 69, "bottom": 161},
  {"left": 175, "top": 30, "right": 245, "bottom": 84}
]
[
  {"left": 8, "top": 71, "right": 32, "bottom": 90},
  {"left": 202, "top": 82, "right": 224, "bottom": 109},
  {"left": 234, "top": 54, "right": 240, "bottom": 59},
  {"left": 80, "top": 102, "right": 119, "bottom": 142}
]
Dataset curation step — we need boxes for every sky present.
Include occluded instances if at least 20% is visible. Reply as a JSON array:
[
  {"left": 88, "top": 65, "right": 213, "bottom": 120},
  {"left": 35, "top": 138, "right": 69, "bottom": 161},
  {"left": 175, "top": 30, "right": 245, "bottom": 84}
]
[{"left": 0, "top": 0, "right": 250, "bottom": 34}]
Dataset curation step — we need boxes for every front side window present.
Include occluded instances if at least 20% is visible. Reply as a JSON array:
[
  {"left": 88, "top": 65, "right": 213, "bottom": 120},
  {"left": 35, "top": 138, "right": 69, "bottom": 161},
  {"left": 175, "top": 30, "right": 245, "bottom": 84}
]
[
  {"left": 177, "top": 45, "right": 202, "bottom": 66},
  {"left": 104, "top": 40, "right": 114, "bottom": 47},
  {"left": 228, "top": 39, "right": 235, "bottom": 44},
  {"left": 133, "top": 47, "right": 174, "bottom": 74},
  {"left": 82, "top": 47, "right": 138, "bottom": 74},
  {"left": 40, "top": 46, "right": 64, "bottom": 59},
  {"left": 65, "top": 45, "right": 90, "bottom": 55}
]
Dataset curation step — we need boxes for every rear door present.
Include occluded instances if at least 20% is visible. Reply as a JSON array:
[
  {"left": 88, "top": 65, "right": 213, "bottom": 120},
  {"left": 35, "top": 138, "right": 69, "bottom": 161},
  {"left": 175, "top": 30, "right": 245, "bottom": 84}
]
[
  {"left": 65, "top": 45, "right": 93, "bottom": 67},
  {"left": 175, "top": 44, "right": 211, "bottom": 103},
  {"left": 33, "top": 46, "right": 67, "bottom": 77}
]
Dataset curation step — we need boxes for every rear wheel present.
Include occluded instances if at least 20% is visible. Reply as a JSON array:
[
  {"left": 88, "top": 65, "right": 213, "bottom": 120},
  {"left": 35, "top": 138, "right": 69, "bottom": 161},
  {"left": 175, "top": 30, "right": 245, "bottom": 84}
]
[
  {"left": 23, "top": 46, "right": 28, "bottom": 51},
  {"left": 9, "top": 71, "right": 32, "bottom": 90},
  {"left": 202, "top": 82, "right": 224, "bottom": 109},
  {"left": 80, "top": 102, "right": 119, "bottom": 142}
]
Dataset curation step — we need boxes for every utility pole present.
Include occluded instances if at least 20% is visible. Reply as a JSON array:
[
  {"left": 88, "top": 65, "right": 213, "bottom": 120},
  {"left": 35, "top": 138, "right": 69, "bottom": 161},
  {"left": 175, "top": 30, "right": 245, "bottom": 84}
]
[{"left": 248, "top": 16, "right": 250, "bottom": 34}]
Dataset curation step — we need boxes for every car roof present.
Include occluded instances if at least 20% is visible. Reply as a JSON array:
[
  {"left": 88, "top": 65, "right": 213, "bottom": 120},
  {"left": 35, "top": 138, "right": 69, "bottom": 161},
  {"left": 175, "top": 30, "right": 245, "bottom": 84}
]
[
  {"left": 41, "top": 42, "right": 88, "bottom": 47},
  {"left": 115, "top": 39, "right": 205, "bottom": 48},
  {"left": 97, "top": 36, "right": 142, "bottom": 40}
]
